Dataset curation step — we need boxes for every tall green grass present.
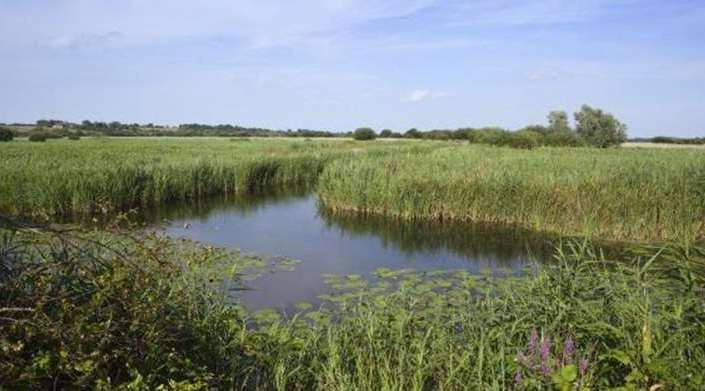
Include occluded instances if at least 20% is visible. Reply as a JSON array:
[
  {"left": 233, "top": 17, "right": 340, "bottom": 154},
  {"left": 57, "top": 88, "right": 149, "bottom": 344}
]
[
  {"left": 318, "top": 145, "right": 705, "bottom": 243},
  {"left": 2, "top": 227, "right": 703, "bottom": 389},
  {"left": 0, "top": 138, "right": 421, "bottom": 219}
]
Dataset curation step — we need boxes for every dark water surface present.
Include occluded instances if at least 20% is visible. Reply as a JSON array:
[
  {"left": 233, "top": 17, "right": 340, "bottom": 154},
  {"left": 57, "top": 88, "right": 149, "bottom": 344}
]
[{"left": 152, "top": 192, "right": 556, "bottom": 310}]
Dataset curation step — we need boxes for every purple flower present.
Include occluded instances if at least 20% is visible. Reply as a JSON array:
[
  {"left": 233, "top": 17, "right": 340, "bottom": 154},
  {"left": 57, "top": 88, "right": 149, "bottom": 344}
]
[
  {"left": 527, "top": 329, "right": 539, "bottom": 371},
  {"left": 528, "top": 329, "right": 538, "bottom": 358},
  {"left": 563, "top": 337, "right": 575, "bottom": 364},
  {"left": 514, "top": 370, "right": 523, "bottom": 385},
  {"left": 579, "top": 357, "right": 589, "bottom": 377},
  {"left": 540, "top": 336, "right": 552, "bottom": 376}
]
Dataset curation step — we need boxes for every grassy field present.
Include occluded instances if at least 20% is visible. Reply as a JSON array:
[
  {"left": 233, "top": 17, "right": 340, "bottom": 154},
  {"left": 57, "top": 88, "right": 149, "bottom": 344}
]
[{"left": 318, "top": 145, "right": 705, "bottom": 243}]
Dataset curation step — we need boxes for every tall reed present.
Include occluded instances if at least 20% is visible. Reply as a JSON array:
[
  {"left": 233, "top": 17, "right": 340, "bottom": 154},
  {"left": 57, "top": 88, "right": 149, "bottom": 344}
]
[{"left": 318, "top": 145, "right": 705, "bottom": 243}]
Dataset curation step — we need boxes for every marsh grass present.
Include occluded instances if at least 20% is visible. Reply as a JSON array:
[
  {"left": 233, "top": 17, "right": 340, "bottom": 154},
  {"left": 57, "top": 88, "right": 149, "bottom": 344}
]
[
  {"left": 318, "top": 145, "right": 705, "bottom": 243},
  {"left": 0, "top": 138, "right": 423, "bottom": 220}
]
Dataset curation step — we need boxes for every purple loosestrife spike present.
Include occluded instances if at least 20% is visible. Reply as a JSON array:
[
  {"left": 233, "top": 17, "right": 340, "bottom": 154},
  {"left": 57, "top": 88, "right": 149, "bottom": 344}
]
[
  {"left": 563, "top": 337, "right": 575, "bottom": 364},
  {"left": 528, "top": 329, "right": 538, "bottom": 357},
  {"left": 514, "top": 370, "right": 523, "bottom": 385},
  {"left": 540, "top": 337, "right": 552, "bottom": 376},
  {"left": 579, "top": 358, "right": 589, "bottom": 377},
  {"left": 528, "top": 329, "right": 539, "bottom": 371}
]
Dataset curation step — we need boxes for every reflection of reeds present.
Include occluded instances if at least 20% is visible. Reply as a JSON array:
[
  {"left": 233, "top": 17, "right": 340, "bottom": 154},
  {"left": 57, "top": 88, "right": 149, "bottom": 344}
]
[
  {"left": 318, "top": 206, "right": 559, "bottom": 264},
  {"left": 319, "top": 145, "right": 705, "bottom": 243}
]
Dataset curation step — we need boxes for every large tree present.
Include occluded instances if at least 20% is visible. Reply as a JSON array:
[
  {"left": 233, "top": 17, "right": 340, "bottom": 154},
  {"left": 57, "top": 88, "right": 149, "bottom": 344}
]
[
  {"left": 574, "top": 105, "right": 627, "bottom": 147},
  {"left": 548, "top": 111, "right": 571, "bottom": 134}
]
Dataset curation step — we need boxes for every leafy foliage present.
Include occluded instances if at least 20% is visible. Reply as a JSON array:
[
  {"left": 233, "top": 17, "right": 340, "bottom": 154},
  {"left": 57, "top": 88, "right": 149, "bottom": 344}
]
[
  {"left": 0, "top": 127, "right": 13, "bottom": 142},
  {"left": 0, "top": 228, "right": 246, "bottom": 389},
  {"left": 353, "top": 127, "right": 376, "bottom": 141},
  {"left": 575, "top": 105, "right": 628, "bottom": 148}
]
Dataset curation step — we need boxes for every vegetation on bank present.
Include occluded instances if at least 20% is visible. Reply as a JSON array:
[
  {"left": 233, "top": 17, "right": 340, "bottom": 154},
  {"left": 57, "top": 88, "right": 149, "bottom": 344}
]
[
  {"left": 0, "top": 139, "right": 425, "bottom": 219},
  {"left": 2, "top": 138, "right": 704, "bottom": 242},
  {"left": 2, "top": 224, "right": 704, "bottom": 389},
  {"left": 318, "top": 145, "right": 705, "bottom": 243}
]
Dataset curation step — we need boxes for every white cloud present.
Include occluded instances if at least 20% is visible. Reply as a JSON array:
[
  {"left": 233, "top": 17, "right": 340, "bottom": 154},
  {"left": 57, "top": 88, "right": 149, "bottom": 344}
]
[{"left": 403, "top": 89, "right": 448, "bottom": 102}]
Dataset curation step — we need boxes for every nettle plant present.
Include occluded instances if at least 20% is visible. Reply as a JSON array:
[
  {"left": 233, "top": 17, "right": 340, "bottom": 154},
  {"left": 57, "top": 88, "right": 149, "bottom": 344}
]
[{"left": 514, "top": 329, "right": 590, "bottom": 390}]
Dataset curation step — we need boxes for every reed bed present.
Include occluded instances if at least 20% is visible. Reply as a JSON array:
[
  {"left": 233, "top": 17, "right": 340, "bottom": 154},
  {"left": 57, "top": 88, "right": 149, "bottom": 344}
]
[
  {"left": 0, "top": 138, "right": 420, "bottom": 219},
  {"left": 318, "top": 145, "right": 705, "bottom": 243}
]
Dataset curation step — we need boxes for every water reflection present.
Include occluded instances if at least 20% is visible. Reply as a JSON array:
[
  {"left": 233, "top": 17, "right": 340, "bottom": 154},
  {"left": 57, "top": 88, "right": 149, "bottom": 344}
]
[{"left": 153, "top": 191, "right": 557, "bottom": 309}]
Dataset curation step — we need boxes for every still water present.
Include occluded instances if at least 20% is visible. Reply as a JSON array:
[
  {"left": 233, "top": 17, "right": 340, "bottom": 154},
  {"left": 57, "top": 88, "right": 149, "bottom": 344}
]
[{"left": 150, "top": 191, "right": 556, "bottom": 310}]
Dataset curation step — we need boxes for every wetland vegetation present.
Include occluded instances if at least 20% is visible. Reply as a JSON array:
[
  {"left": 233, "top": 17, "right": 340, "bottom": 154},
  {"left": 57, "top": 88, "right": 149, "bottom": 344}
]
[{"left": 2, "top": 137, "right": 705, "bottom": 389}]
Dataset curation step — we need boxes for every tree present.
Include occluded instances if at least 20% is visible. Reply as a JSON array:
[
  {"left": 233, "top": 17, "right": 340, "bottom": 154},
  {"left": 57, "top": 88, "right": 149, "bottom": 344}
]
[
  {"left": 404, "top": 128, "right": 421, "bottom": 139},
  {"left": 379, "top": 129, "right": 393, "bottom": 138},
  {"left": 574, "top": 105, "right": 627, "bottom": 148},
  {"left": 353, "top": 127, "right": 376, "bottom": 141},
  {"left": 548, "top": 111, "right": 571, "bottom": 134},
  {"left": 0, "top": 126, "right": 13, "bottom": 142}
]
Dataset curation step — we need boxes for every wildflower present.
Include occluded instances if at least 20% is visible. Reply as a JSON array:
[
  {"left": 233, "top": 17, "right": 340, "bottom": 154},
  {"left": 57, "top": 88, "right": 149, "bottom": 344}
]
[
  {"left": 517, "top": 352, "right": 528, "bottom": 366},
  {"left": 528, "top": 329, "right": 538, "bottom": 359},
  {"left": 514, "top": 370, "right": 523, "bottom": 385},
  {"left": 540, "top": 336, "right": 552, "bottom": 376},
  {"left": 579, "top": 357, "right": 589, "bottom": 377},
  {"left": 563, "top": 336, "right": 575, "bottom": 364}
]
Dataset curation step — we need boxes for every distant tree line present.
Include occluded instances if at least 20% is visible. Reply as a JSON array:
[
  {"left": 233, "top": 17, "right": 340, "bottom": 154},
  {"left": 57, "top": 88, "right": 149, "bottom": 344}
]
[
  {"left": 371, "top": 105, "right": 628, "bottom": 148},
  {"left": 6, "top": 104, "right": 700, "bottom": 148},
  {"left": 630, "top": 136, "right": 705, "bottom": 145}
]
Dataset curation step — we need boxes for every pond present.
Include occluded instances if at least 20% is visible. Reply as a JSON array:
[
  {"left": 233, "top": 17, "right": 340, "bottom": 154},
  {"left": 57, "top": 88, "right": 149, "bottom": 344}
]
[{"left": 148, "top": 191, "right": 557, "bottom": 310}]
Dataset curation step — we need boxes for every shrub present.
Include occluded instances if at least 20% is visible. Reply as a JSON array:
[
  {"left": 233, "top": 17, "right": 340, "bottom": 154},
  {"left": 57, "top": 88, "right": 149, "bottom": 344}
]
[
  {"left": 67, "top": 134, "right": 81, "bottom": 140},
  {"left": 505, "top": 130, "right": 544, "bottom": 149},
  {"left": 353, "top": 127, "right": 376, "bottom": 141},
  {"left": 0, "top": 229, "right": 245, "bottom": 389},
  {"left": 28, "top": 133, "right": 48, "bottom": 142},
  {"left": 0, "top": 126, "right": 13, "bottom": 142}
]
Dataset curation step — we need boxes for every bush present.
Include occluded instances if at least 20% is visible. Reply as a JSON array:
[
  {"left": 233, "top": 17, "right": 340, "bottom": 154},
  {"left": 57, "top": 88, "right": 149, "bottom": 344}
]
[
  {"left": 0, "top": 229, "right": 245, "bottom": 389},
  {"left": 504, "top": 130, "right": 544, "bottom": 149},
  {"left": 0, "top": 126, "right": 13, "bottom": 142},
  {"left": 67, "top": 134, "right": 81, "bottom": 140},
  {"left": 28, "top": 133, "right": 48, "bottom": 142},
  {"left": 353, "top": 127, "right": 376, "bottom": 141}
]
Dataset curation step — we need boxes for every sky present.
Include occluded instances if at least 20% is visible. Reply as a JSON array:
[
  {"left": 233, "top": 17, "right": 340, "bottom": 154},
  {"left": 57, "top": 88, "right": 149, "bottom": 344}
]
[{"left": 0, "top": 0, "right": 704, "bottom": 137}]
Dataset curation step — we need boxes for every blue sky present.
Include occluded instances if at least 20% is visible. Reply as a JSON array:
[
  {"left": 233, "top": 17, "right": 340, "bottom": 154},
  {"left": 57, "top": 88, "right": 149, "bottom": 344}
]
[{"left": 1, "top": 0, "right": 703, "bottom": 136}]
